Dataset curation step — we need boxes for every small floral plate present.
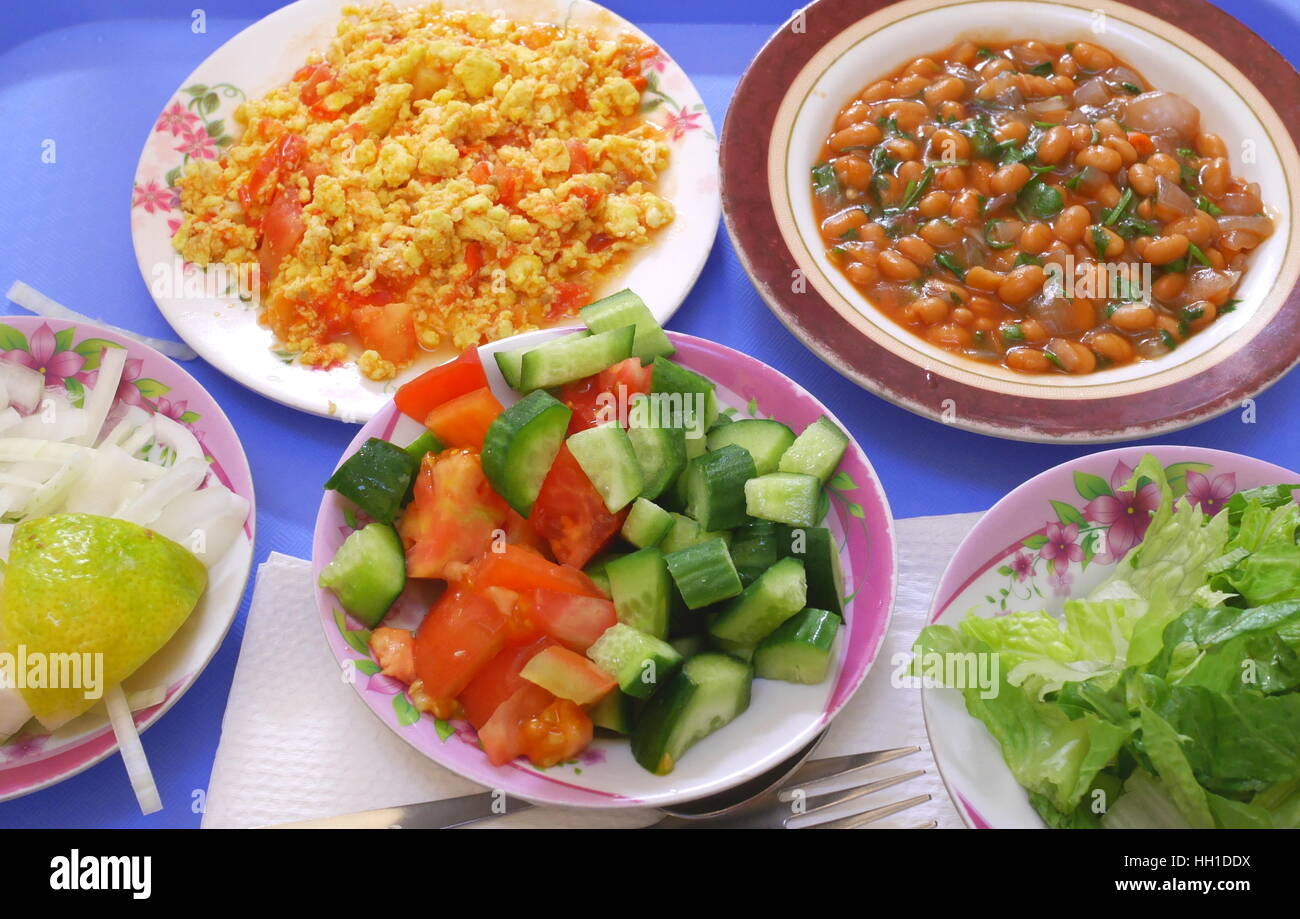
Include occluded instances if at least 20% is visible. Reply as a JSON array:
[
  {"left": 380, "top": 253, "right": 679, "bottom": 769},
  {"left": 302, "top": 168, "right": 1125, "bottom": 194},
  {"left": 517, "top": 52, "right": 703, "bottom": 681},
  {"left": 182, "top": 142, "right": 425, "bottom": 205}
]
[
  {"left": 131, "top": 0, "right": 720, "bottom": 423},
  {"left": 0, "top": 315, "right": 256, "bottom": 803},
  {"left": 921, "top": 444, "right": 1300, "bottom": 828},
  {"left": 312, "top": 330, "right": 897, "bottom": 808}
]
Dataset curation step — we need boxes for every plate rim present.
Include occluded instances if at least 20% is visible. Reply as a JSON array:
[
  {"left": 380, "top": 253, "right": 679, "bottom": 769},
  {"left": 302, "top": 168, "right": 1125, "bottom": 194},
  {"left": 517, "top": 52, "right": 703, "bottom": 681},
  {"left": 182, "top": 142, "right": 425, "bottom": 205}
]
[
  {"left": 0, "top": 313, "right": 257, "bottom": 804},
  {"left": 309, "top": 328, "right": 899, "bottom": 809},
  {"left": 720, "top": 0, "right": 1300, "bottom": 443}
]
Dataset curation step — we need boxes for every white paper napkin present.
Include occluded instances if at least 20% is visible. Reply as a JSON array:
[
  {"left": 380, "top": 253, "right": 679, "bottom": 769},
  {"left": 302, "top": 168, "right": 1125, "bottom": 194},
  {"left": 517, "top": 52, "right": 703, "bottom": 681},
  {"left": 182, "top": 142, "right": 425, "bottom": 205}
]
[{"left": 202, "top": 512, "right": 983, "bottom": 829}]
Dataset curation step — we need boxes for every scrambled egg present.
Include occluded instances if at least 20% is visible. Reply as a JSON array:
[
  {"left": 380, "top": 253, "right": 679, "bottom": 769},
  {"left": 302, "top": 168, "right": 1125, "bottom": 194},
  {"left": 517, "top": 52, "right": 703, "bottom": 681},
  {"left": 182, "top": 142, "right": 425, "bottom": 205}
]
[{"left": 173, "top": 2, "right": 674, "bottom": 380}]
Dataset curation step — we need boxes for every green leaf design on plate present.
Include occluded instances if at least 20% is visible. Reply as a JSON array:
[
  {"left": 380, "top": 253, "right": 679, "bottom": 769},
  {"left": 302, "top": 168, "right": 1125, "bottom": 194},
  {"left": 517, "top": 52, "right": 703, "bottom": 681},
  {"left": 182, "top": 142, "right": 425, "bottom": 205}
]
[
  {"left": 354, "top": 659, "right": 380, "bottom": 676},
  {"left": 64, "top": 377, "right": 85, "bottom": 408},
  {"left": 202, "top": 92, "right": 219, "bottom": 115},
  {"left": 178, "top": 411, "right": 201, "bottom": 424},
  {"left": 997, "top": 565, "right": 1013, "bottom": 576},
  {"left": 53, "top": 327, "right": 75, "bottom": 353},
  {"left": 846, "top": 501, "right": 864, "bottom": 519},
  {"left": 1081, "top": 530, "right": 1098, "bottom": 569},
  {"left": 333, "top": 609, "right": 372, "bottom": 655},
  {"left": 393, "top": 693, "right": 420, "bottom": 727},
  {"left": 342, "top": 505, "right": 358, "bottom": 530},
  {"left": 0, "top": 324, "right": 28, "bottom": 352},
  {"left": 134, "top": 377, "right": 171, "bottom": 400},
  {"left": 1023, "top": 533, "right": 1049, "bottom": 550},
  {"left": 828, "top": 470, "right": 858, "bottom": 491},
  {"left": 205, "top": 119, "right": 224, "bottom": 138},
  {"left": 1162, "top": 461, "right": 1212, "bottom": 499},
  {"left": 434, "top": 719, "right": 455, "bottom": 742},
  {"left": 1073, "top": 471, "right": 1111, "bottom": 501},
  {"left": 74, "top": 338, "right": 124, "bottom": 371},
  {"left": 183, "top": 84, "right": 209, "bottom": 97},
  {"left": 1050, "top": 500, "right": 1087, "bottom": 528},
  {"left": 164, "top": 166, "right": 182, "bottom": 188},
  {"left": 746, "top": 397, "right": 759, "bottom": 417}
]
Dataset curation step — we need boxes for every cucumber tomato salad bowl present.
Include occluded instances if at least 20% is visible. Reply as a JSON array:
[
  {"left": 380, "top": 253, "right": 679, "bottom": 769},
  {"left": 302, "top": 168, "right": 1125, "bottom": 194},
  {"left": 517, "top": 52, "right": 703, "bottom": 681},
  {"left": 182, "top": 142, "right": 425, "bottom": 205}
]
[{"left": 311, "top": 290, "right": 896, "bottom": 807}]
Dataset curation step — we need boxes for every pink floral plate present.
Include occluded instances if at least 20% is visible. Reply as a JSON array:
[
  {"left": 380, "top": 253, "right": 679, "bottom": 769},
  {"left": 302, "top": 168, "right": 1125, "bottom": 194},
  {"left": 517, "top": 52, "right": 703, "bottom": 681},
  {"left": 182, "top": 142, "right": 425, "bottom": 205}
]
[
  {"left": 312, "top": 329, "right": 897, "bottom": 808},
  {"left": 921, "top": 445, "right": 1300, "bottom": 828},
  {"left": 131, "top": 0, "right": 720, "bottom": 423},
  {"left": 0, "top": 315, "right": 256, "bottom": 803}
]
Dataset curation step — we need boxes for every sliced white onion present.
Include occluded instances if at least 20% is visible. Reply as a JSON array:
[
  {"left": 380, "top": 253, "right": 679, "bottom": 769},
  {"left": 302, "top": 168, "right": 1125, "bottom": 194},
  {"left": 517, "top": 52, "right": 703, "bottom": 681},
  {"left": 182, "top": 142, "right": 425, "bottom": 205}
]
[
  {"left": 74, "top": 345, "right": 126, "bottom": 447},
  {"left": 151, "top": 413, "right": 204, "bottom": 465},
  {"left": 126, "top": 685, "right": 168, "bottom": 712},
  {"left": 1124, "top": 90, "right": 1200, "bottom": 140},
  {"left": 116, "top": 456, "right": 208, "bottom": 526},
  {"left": 1217, "top": 214, "right": 1274, "bottom": 236},
  {"left": 149, "top": 483, "right": 250, "bottom": 566},
  {"left": 7, "top": 403, "right": 88, "bottom": 443},
  {"left": 0, "top": 409, "right": 19, "bottom": 435},
  {"left": 5, "top": 281, "right": 198, "bottom": 362},
  {"left": 18, "top": 451, "right": 91, "bottom": 520},
  {"left": 103, "top": 684, "right": 162, "bottom": 816},
  {"left": 1155, "top": 175, "right": 1196, "bottom": 218},
  {"left": 0, "top": 687, "right": 33, "bottom": 741},
  {"left": 0, "top": 360, "right": 42, "bottom": 414}
]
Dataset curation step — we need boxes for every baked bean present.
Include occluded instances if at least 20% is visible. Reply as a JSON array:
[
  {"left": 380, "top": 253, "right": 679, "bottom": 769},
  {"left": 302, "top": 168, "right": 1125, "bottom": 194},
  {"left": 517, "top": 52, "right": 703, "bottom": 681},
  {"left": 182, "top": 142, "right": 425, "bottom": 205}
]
[
  {"left": 969, "top": 160, "right": 996, "bottom": 196},
  {"left": 918, "top": 191, "right": 953, "bottom": 218},
  {"left": 1169, "top": 211, "right": 1218, "bottom": 247},
  {"left": 860, "top": 222, "right": 890, "bottom": 247},
  {"left": 896, "top": 236, "right": 936, "bottom": 264},
  {"left": 951, "top": 41, "right": 979, "bottom": 66},
  {"left": 952, "top": 306, "right": 975, "bottom": 325},
  {"left": 1087, "top": 331, "right": 1134, "bottom": 364},
  {"left": 1036, "top": 126, "right": 1073, "bottom": 164},
  {"left": 897, "top": 159, "right": 926, "bottom": 185},
  {"left": 1020, "top": 318, "right": 1049, "bottom": 344},
  {"left": 998, "top": 264, "right": 1046, "bottom": 305},
  {"left": 1095, "top": 181, "right": 1121, "bottom": 208},
  {"left": 935, "top": 166, "right": 967, "bottom": 192},
  {"left": 1050, "top": 74, "right": 1076, "bottom": 94},
  {"left": 905, "top": 56, "right": 942, "bottom": 77},
  {"left": 924, "top": 76, "right": 966, "bottom": 106},
  {"left": 911, "top": 296, "right": 950, "bottom": 324},
  {"left": 821, "top": 207, "right": 868, "bottom": 238},
  {"left": 834, "top": 101, "right": 873, "bottom": 131},
  {"left": 929, "top": 127, "right": 971, "bottom": 163},
  {"left": 1110, "top": 303, "right": 1157, "bottom": 330},
  {"left": 1053, "top": 205, "right": 1091, "bottom": 244},
  {"left": 1019, "top": 222, "right": 1052, "bottom": 253},
  {"left": 883, "top": 137, "right": 918, "bottom": 161},
  {"left": 1048, "top": 338, "right": 1097, "bottom": 373},
  {"left": 1006, "top": 346, "right": 1052, "bottom": 372},
  {"left": 1147, "top": 153, "right": 1180, "bottom": 181},
  {"left": 1127, "top": 162, "right": 1156, "bottom": 196},
  {"left": 926, "top": 323, "right": 973, "bottom": 349},
  {"left": 937, "top": 100, "right": 967, "bottom": 121},
  {"left": 830, "top": 122, "right": 883, "bottom": 152},
  {"left": 1195, "top": 132, "right": 1228, "bottom": 158},
  {"left": 1070, "top": 124, "right": 1093, "bottom": 151},
  {"left": 1105, "top": 136, "right": 1138, "bottom": 166},
  {"left": 886, "top": 100, "right": 931, "bottom": 133},
  {"left": 893, "top": 74, "right": 931, "bottom": 97},
  {"left": 920, "top": 218, "right": 960, "bottom": 246},
  {"left": 1085, "top": 225, "right": 1124, "bottom": 258},
  {"left": 1157, "top": 314, "right": 1184, "bottom": 342},
  {"left": 1152, "top": 272, "right": 1186, "bottom": 302},
  {"left": 878, "top": 249, "right": 921, "bottom": 280},
  {"left": 1184, "top": 299, "right": 1217, "bottom": 330},
  {"left": 1072, "top": 41, "right": 1114, "bottom": 71},
  {"left": 995, "top": 120, "right": 1030, "bottom": 144},
  {"left": 991, "top": 162, "right": 1032, "bottom": 195},
  {"left": 1076, "top": 145, "right": 1123, "bottom": 173},
  {"left": 1200, "top": 157, "right": 1230, "bottom": 197},
  {"left": 845, "top": 261, "right": 878, "bottom": 285},
  {"left": 833, "top": 155, "right": 872, "bottom": 190},
  {"left": 968, "top": 296, "right": 1003, "bottom": 319},
  {"left": 950, "top": 189, "right": 981, "bottom": 222},
  {"left": 965, "top": 266, "right": 1005, "bottom": 291},
  {"left": 859, "top": 80, "right": 895, "bottom": 102},
  {"left": 1143, "top": 234, "right": 1190, "bottom": 266}
]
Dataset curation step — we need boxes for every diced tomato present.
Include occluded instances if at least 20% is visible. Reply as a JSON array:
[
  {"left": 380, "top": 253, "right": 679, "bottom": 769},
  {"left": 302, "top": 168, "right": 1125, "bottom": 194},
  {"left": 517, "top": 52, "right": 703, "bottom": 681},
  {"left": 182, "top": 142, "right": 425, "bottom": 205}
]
[
  {"left": 519, "top": 646, "right": 616, "bottom": 705},
  {"left": 531, "top": 445, "right": 626, "bottom": 567},
  {"left": 424, "top": 387, "right": 503, "bottom": 452},
  {"left": 566, "top": 138, "right": 591, "bottom": 174},
  {"left": 394, "top": 347, "right": 489, "bottom": 421},
  {"left": 547, "top": 281, "right": 591, "bottom": 321},
  {"left": 412, "top": 587, "right": 509, "bottom": 700},
  {"left": 458, "top": 636, "right": 555, "bottom": 729},
  {"left": 558, "top": 357, "right": 654, "bottom": 435},
  {"left": 296, "top": 62, "right": 334, "bottom": 107},
  {"left": 467, "top": 544, "right": 603, "bottom": 597},
  {"left": 495, "top": 164, "right": 527, "bottom": 207},
  {"left": 467, "top": 160, "right": 492, "bottom": 184},
  {"left": 569, "top": 185, "right": 604, "bottom": 210},
  {"left": 241, "top": 132, "right": 305, "bottom": 210},
  {"left": 369, "top": 627, "right": 416, "bottom": 684},
  {"left": 257, "top": 188, "right": 304, "bottom": 283},
  {"left": 463, "top": 240, "right": 484, "bottom": 276},
  {"left": 351, "top": 302, "right": 416, "bottom": 365},
  {"left": 505, "top": 507, "right": 550, "bottom": 555},
  {"left": 479, "top": 683, "right": 554, "bottom": 766},
  {"left": 531, "top": 589, "right": 618, "bottom": 652},
  {"left": 482, "top": 585, "right": 543, "bottom": 645},
  {"left": 519, "top": 699, "right": 593, "bottom": 768},
  {"left": 398, "top": 450, "right": 509, "bottom": 579}
]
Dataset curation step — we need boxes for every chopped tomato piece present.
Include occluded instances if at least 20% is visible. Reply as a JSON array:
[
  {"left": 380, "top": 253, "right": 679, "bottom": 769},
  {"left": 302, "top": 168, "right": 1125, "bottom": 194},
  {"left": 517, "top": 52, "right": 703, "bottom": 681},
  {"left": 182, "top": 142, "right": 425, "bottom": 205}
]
[
  {"left": 519, "top": 699, "right": 593, "bottom": 768},
  {"left": 566, "top": 138, "right": 591, "bottom": 174},
  {"left": 505, "top": 507, "right": 550, "bottom": 555},
  {"left": 241, "top": 132, "right": 305, "bottom": 210},
  {"left": 351, "top": 302, "right": 416, "bottom": 365},
  {"left": 467, "top": 160, "right": 492, "bottom": 184},
  {"left": 424, "top": 387, "right": 503, "bottom": 452},
  {"left": 369, "top": 627, "right": 416, "bottom": 684},
  {"left": 558, "top": 357, "right": 654, "bottom": 434},
  {"left": 296, "top": 62, "right": 334, "bottom": 107},
  {"left": 257, "top": 188, "right": 304, "bottom": 283},
  {"left": 495, "top": 164, "right": 527, "bottom": 207},
  {"left": 394, "top": 347, "right": 489, "bottom": 421},
  {"left": 463, "top": 240, "right": 484, "bottom": 276},
  {"left": 467, "top": 544, "right": 603, "bottom": 597},
  {"left": 479, "top": 683, "right": 554, "bottom": 766},
  {"left": 531, "top": 445, "right": 626, "bottom": 567},
  {"left": 483, "top": 585, "right": 543, "bottom": 645},
  {"left": 520, "top": 646, "right": 616, "bottom": 705},
  {"left": 531, "top": 589, "right": 618, "bottom": 652},
  {"left": 459, "top": 636, "right": 555, "bottom": 729},
  {"left": 412, "top": 587, "right": 509, "bottom": 700},
  {"left": 398, "top": 450, "right": 509, "bottom": 579},
  {"left": 547, "top": 281, "right": 591, "bottom": 320}
]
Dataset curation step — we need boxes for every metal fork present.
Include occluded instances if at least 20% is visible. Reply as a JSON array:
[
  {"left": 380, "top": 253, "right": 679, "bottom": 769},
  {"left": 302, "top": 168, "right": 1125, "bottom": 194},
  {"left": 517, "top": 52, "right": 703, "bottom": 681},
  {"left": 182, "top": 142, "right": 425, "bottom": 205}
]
[{"left": 268, "top": 742, "right": 932, "bottom": 829}]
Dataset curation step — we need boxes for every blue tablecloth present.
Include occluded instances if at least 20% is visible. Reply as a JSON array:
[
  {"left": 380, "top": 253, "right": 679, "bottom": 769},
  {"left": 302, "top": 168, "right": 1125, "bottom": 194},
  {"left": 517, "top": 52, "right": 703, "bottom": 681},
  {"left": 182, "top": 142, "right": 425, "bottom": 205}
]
[{"left": 1, "top": 0, "right": 1296, "bottom": 827}]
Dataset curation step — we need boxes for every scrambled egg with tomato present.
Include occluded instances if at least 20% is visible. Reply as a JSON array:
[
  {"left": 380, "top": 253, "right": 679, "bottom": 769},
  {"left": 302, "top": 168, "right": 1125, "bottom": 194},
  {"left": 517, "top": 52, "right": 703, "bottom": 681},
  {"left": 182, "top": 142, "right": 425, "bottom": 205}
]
[{"left": 172, "top": 2, "right": 673, "bottom": 380}]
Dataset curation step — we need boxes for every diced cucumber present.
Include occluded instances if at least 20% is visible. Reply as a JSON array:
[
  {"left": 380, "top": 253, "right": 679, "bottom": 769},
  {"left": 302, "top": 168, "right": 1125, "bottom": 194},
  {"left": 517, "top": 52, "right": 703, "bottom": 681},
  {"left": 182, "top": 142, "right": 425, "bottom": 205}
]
[
  {"left": 583, "top": 551, "right": 626, "bottom": 598},
  {"left": 605, "top": 548, "right": 672, "bottom": 638},
  {"left": 665, "top": 538, "right": 743, "bottom": 609},
  {"left": 659, "top": 512, "right": 730, "bottom": 554},
  {"left": 631, "top": 653, "right": 752, "bottom": 775},
  {"left": 685, "top": 431, "right": 708, "bottom": 459},
  {"left": 627, "top": 397, "right": 686, "bottom": 500},
  {"left": 778, "top": 416, "right": 850, "bottom": 483},
  {"left": 669, "top": 634, "right": 708, "bottom": 658},
  {"left": 324, "top": 437, "right": 420, "bottom": 524},
  {"left": 622, "top": 497, "right": 673, "bottom": 548},
  {"left": 403, "top": 430, "right": 444, "bottom": 462},
  {"left": 730, "top": 521, "right": 783, "bottom": 586},
  {"left": 481, "top": 390, "right": 572, "bottom": 516},
  {"left": 589, "top": 689, "right": 638, "bottom": 734},
  {"left": 494, "top": 330, "right": 589, "bottom": 390},
  {"left": 782, "top": 525, "right": 844, "bottom": 616},
  {"left": 706, "top": 419, "right": 796, "bottom": 476},
  {"left": 711, "top": 636, "right": 756, "bottom": 663},
  {"left": 587, "top": 622, "right": 683, "bottom": 700},
  {"left": 318, "top": 523, "right": 406, "bottom": 628},
  {"left": 744, "top": 472, "right": 821, "bottom": 527},
  {"left": 709, "top": 556, "right": 807, "bottom": 645},
  {"left": 567, "top": 423, "right": 643, "bottom": 512},
  {"left": 754, "top": 608, "right": 841, "bottom": 684},
  {"left": 650, "top": 356, "right": 719, "bottom": 430},
  {"left": 518, "top": 325, "right": 635, "bottom": 391},
  {"left": 684, "top": 444, "right": 755, "bottom": 532},
  {"left": 579, "top": 289, "right": 675, "bottom": 363}
]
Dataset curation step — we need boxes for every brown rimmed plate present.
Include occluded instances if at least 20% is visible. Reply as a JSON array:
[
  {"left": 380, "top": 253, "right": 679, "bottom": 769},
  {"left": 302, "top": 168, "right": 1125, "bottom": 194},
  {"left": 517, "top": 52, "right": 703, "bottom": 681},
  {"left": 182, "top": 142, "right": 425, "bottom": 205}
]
[{"left": 721, "top": 0, "right": 1300, "bottom": 442}]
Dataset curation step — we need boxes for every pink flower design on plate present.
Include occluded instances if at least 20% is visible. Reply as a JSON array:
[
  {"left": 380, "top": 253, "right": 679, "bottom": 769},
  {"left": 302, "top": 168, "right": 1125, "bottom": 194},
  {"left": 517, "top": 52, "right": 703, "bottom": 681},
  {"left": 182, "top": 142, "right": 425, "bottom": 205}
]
[
  {"left": 1049, "top": 566, "right": 1074, "bottom": 597},
  {"left": 661, "top": 105, "right": 703, "bottom": 141},
  {"left": 78, "top": 355, "right": 146, "bottom": 408},
  {"left": 152, "top": 395, "right": 190, "bottom": 422},
  {"left": 579, "top": 747, "right": 606, "bottom": 766},
  {"left": 646, "top": 50, "right": 668, "bottom": 74},
  {"left": 1010, "top": 551, "right": 1034, "bottom": 582},
  {"left": 3, "top": 323, "right": 84, "bottom": 385},
  {"left": 155, "top": 101, "right": 201, "bottom": 137},
  {"left": 1039, "top": 522, "right": 1083, "bottom": 571},
  {"left": 1185, "top": 470, "right": 1236, "bottom": 516},
  {"left": 1084, "top": 460, "right": 1162, "bottom": 559},
  {"left": 0, "top": 732, "right": 49, "bottom": 763},
  {"left": 175, "top": 125, "right": 217, "bottom": 160},
  {"left": 132, "top": 180, "right": 176, "bottom": 214},
  {"left": 366, "top": 673, "right": 405, "bottom": 695}
]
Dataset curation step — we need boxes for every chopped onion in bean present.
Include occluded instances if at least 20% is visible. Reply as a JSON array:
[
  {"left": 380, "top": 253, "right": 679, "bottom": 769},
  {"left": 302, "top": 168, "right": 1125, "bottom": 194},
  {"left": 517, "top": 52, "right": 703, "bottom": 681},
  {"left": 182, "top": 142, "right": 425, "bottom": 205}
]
[
  {"left": 1124, "top": 90, "right": 1200, "bottom": 139},
  {"left": 1156, "top": 175, "right": 1196, "bottom": 217}
]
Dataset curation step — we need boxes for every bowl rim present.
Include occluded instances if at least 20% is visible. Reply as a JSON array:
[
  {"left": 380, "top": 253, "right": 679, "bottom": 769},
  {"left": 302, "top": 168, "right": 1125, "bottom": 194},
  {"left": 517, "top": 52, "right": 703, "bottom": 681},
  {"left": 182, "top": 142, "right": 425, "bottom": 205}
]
[
  {"left": 309, "top": 328, "right": 900, "bottom": 808},
  {"left": 720, "top": 0, "right": 1300, "bottom": 442}
]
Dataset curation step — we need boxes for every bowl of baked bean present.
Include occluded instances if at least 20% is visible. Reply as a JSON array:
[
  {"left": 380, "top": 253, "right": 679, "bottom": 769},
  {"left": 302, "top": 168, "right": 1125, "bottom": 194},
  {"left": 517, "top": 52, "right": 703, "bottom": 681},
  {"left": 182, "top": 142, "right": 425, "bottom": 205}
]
[{"left": 722, "top": 0, "right": 1300, "bottom": 441}]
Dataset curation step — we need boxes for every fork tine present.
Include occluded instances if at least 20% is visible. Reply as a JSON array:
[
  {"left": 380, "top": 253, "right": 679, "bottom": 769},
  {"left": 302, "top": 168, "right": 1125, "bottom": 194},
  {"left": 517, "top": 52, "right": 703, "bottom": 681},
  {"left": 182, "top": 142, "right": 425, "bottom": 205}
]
[
  {"left": 803, "top": 793, "right": 933, "bottom": 830},
  {"left": 779, "top": 745, "right": 921, "bottom": 790},
  {"left": 791, "top": 768, "right": 926, "bottom": 820}
]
